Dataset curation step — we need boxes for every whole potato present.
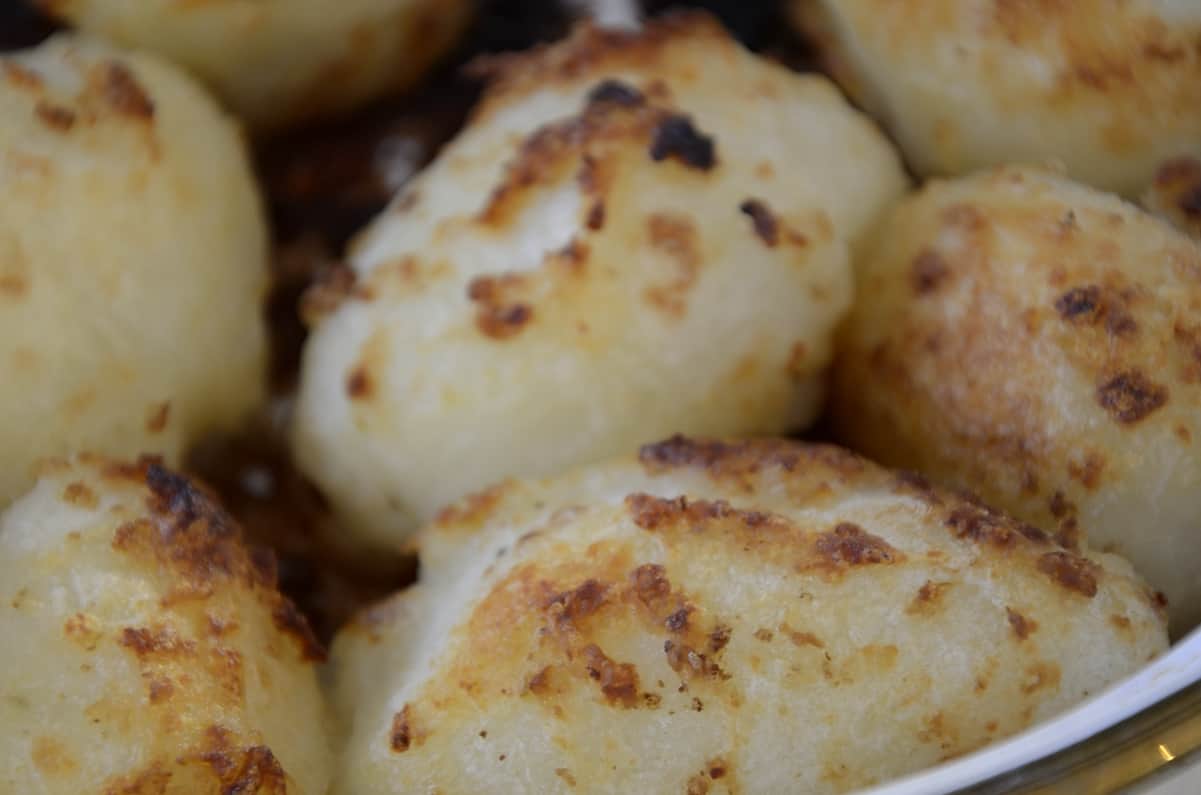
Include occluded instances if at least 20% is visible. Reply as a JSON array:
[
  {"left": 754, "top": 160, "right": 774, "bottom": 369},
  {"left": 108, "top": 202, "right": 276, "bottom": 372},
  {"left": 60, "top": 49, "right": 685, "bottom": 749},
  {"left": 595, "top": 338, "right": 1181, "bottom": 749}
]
[
  {"left": 791, "top": 0, "right": 1201, "bottom": 196},
  {"left": 0, "top": 35, "right": 267, "bottom": 506},
  {"left": 0, "top": 456, "right": 331, "bottom": 794},
  {"left": 330, "top": 436, "right": 1166, "bottom": 795},
  {"left": 293, "top": 13, "right": 908, "bottom": 552},
  {"left": 32, "top": 0, "right": 472, "bottom": 132},
  {"left": 833, "top": 165, "right": 1201, "bottom": 635}
]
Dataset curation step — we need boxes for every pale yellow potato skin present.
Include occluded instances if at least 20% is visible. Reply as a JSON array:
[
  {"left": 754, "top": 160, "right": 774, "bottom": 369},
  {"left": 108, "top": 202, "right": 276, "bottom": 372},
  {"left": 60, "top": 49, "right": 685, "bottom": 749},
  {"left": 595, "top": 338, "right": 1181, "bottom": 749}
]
[
  {"left": 34, "top": 0, "right": 472, "bottom": 132},
  {"left": 293, "top": 14, "right": 908, "bottom": 553},
  {"left": 0, "top": 456, "right": 331, "bottom": 794},
  {"left": 330, "top": 436, "right": 1167, "bottom": 795},
  {"left": 792, "top": 0, "right": 1201, "bottom": 196},
  {"left": 833, "top": 166, "right": 1201, "bottom": 636},
  {"left": 0, "top": 36, "right": 267, "bottom": 507}
]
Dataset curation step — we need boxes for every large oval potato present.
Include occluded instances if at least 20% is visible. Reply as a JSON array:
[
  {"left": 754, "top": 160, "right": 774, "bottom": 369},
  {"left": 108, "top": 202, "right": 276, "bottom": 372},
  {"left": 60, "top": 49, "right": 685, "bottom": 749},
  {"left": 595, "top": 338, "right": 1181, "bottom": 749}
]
[
  {"left": 833, "top": 165, "right": 1201, "bottom": 636},
  {"left": 330, "top": 436, "right": 1166, "bottom": 795},
  {"left": 791, "top": 0, "right": 1201, "bottom": 196},
  {"left": 32, "top": 0, "right": 472, "bottom": 132},
  {"left": 0, "top": 35, "right": 267, "bottom": 507},
  {"left": 293, "top": 13, "right": 908, "bottom": 552},
  {"left": 0, "top": 456, "right": 331, "bottom": 794}
]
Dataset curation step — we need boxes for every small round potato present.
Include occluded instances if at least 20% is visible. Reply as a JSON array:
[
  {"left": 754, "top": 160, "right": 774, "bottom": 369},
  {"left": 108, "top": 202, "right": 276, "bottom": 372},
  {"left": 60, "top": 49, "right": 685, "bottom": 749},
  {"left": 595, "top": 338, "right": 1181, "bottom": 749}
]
[
  {"left": 832, "top": 166, "right": 1201, "bottom": 636},
  {"left": 791, "top": 0, "right": 1201, "bottom": 196},
  {"left": 293, "top": 13, "right": 908, "bottom": 552},
  {"left": 330, "top": 436, "right": 1166, "bottom": 795},
  {"left": 0, "top": 36, "right": 267, "bottom": 506},
  {"left": 0, "top": 456, "right": 331, "bottom": 794},
  {"left": 32, "top": 0, "right": 472, "bottom": 132}
]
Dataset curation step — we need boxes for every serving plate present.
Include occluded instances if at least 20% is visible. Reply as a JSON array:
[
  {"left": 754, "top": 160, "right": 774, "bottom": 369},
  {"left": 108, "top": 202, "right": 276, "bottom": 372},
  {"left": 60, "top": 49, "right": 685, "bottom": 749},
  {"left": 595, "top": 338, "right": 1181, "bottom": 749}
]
[{"left": 864, "top": 627, "right": 1201, "bottom": 794}]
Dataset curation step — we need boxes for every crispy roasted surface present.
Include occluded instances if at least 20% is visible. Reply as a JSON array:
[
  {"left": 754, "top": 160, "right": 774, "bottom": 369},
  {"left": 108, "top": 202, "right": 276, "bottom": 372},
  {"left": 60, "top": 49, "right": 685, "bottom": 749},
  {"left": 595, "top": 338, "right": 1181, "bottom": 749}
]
[
  {"left": 0, "top": 456, "right": 331, "bottom": 794},
  {"left": 0, "top": 35, "right": 267, "bottom": 507},
  {"left": 833, "top": 165, "right": 1201, "bottom": 635},
  {"left": 31, "top": 0, "right": 473, "bottom": 132},
  {"left": 792, "top": 0, "right": 1201, "bottom": 196},
  {"left": 330, "top": 436, "right": 1166, "bottom": 795},
  {"left": 293, "top": 12, "right": 907, "bottom": 551}
]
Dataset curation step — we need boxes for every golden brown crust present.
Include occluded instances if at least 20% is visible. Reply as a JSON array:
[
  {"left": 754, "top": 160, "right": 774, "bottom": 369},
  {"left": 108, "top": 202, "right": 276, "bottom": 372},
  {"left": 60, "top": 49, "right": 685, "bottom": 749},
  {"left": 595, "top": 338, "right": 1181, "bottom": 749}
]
[
  {"left": 833, "top": 165, "right": 1201, "bottom": 632},
  {"left": 331, "top": 436, "right": 1167, "bottom": 794}
]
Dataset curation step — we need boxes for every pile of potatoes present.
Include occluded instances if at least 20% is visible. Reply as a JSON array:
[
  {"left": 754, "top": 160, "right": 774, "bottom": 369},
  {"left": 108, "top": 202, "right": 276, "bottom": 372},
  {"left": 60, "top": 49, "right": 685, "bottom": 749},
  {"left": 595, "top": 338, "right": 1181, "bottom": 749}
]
[{"left": 1, "top": 2, "right": 1199, "bottom": 793}]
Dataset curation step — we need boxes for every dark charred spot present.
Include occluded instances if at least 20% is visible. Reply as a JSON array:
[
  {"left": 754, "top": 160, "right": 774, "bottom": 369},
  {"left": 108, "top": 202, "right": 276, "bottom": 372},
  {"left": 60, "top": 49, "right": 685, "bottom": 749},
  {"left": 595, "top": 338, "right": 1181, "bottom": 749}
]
[
  {"left": 144, "top": 463, "right": 227, "bottom": 534},
  {"left": 707, "top": 625, "right": 731, "bottom": 654},
  {"left": 345, "top": 366, "right": 372, "bottom": 400},
  {"left": 118, "top": 626, "right": 195, "bottom": 658},
  {"left": 637, "top": 434, "right": 808, "bottom": 479},
  {"left": 271, "top": 599, "right": 326, "bottom": 662},
  {"left": 581, "top": 644, "right": 640, "bottom": 708},
  {"left": 1180, "top": 184, "right": 1201, "bottom": 218},
  {"left": 894, "top": 470, "right": 944, "bottom": 506},
  {"left": 664, "top": 639, "right": 728, "bottom": 681},
  {"left": 1037, "top": 551, "right": 1100, "bottom": 597},
  {"left": 709, "top": 760, "right": 727, "bottom": 780},
  {"left": 665, "top": 607, "right": 692, "bottom": 633},
  {"left": 390, "top": 705, "right": 416, "bottom": 752},
  {"left": 910, "top": 249, "right": 950, "bottom": 294},
  {"left": 34, "top": 101, "right": 75, "bottom": 131},
  {"left": 586, "top": 201, "right": 605, "bottom": 230},
  {"left": 1097, "top": 370, "right": 1168, "bottom": 424},
  {"left": 739, "top": 199, "right": 778, "bottom": 246},
  {"left": 586, "top": 79, "right": 644, "bottom": 107},
  {"left": 630, "top": 564, "right": 671, "bottom": 606},
  {"left": 814, "top": 522, "right": 898, "bottom": 566},
  {"left": 193, "top": 731, "right": 287, "bottom": 795},
  {"left": 467, "top": 275, "right": 534, "bottom": 340},
  {"left": 1006, "top": 608, "right": 1038, "bottom": 640},
  {"left": 945, "top": 503, "right": 1050, "bottom": 548},
  {"left": 784, "top": 626, "right": 824, "bottom": 648},
  {"left": 1055, "top": 286, "right": 1101, "bottom": 320},
  {"left": 753, "top": 628, "right": 773, "bottom": 642},
  {"left": 1048, "top": 490, "right": 1074, "bottom": 519},
  {"left": 649, "top": 114, "right": 715, "bottom": 171},
  {"left": 98, "top": 62, "right": 154, "bottom": 119},
  {"left": 546, "top": 579, "right": 610, "bottom": 626}
]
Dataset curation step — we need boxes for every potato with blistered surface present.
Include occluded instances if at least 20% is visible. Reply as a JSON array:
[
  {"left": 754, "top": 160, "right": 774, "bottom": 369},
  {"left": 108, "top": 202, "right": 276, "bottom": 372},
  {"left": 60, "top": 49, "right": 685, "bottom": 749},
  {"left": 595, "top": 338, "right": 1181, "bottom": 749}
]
[
  {"left": 0, "top": 456, "right": 331, "bottom": 794},
  {"left": 0, "top": 36, "right": 267, "bottom": 507},
  {"left": 833, "top": 165, "right": 1201, "bottom": 636},
  {"left": 791, "top": 0, "right": 1201, "bottom": 196},
  {"left": 32, "top": 0, "right": 472, "bottom": 133},
  {"left": 293, "top": 13, "right": 908, "bottom": 552},
  {"left": 330, "top": 436, "right": 1166, "bottom": 795}
]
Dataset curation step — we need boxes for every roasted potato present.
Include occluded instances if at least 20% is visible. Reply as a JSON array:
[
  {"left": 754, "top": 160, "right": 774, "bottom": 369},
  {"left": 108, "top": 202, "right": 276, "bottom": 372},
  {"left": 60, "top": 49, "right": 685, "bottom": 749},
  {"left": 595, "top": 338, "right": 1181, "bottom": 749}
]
[
  {"left": 791, "top": 0, "right": 1201, "bottom": 196},
  {"left": 0, "top": 35, "right": 267, "bottom": 507},
  {"left": 293, "top": 13, "right": 908, "bottom": 552},
  {"left": 32, "top": 0, "right": 472, "bottom": 132},
  {"left": 330, "top": 436, "right": 1166, "bottom": 795},
  {"left": 0, "top": 456, "right": 331, "bottom": 794},
  {"left": 833, "top": 165, "right": 1201, "bottom": 635}
]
